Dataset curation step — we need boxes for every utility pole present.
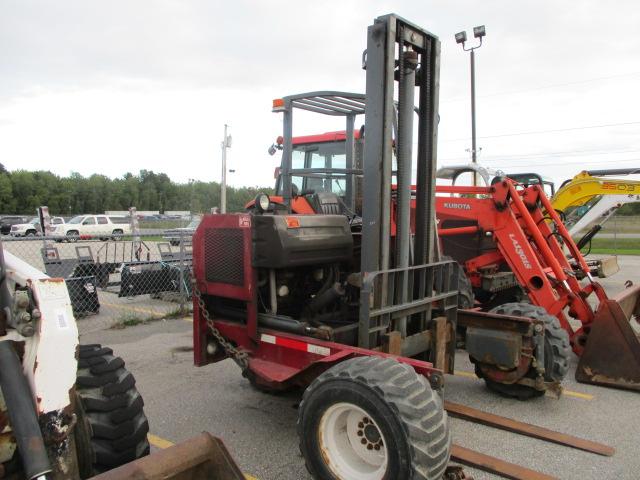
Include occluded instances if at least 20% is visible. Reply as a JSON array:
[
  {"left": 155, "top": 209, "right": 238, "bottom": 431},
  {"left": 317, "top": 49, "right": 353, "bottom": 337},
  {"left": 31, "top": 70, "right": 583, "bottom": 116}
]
[
  {"left": 455, "top": 26, "right": 486, "bottom": 185},
  {"left": 220, "top": 124, "right": 232, "bottom": 213}
]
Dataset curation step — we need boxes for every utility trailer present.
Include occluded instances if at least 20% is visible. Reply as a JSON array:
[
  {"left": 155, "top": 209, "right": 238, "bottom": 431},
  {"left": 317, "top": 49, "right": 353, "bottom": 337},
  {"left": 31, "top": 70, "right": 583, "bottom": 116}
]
[{"left": 192, "top": 14, "right": 569, "bottom": 479}]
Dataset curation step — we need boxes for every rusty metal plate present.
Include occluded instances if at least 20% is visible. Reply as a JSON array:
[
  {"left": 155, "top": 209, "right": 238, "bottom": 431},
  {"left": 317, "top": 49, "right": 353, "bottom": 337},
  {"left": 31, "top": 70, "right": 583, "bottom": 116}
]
[
  {"left": 90, "top": 432, "right": 244, "bottom": 480},
  {"left": 466, "top": 327, "right": 522, "bottom": 369}
]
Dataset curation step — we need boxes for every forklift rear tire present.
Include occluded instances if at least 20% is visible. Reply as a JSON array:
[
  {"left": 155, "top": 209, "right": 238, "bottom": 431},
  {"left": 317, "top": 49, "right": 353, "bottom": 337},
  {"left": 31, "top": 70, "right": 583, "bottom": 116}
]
[
  {"left": 298, "top": 356, "right": 450, "bottom": 480},
  {"left": 75, "top": 344, "right": 150, "bottom": 477},
  {"left": 246, "top": 370, "right": 294, "bottom": 394},
  {"left": 477, "top": 303, "right": 570, "bottom": 400}
]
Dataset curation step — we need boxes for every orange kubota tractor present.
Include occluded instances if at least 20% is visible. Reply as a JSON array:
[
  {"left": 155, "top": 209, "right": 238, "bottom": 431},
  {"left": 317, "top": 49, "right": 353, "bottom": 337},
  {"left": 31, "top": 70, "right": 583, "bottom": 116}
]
[{"left": 255, "top": 131, "right": 640, "bottom": 398}]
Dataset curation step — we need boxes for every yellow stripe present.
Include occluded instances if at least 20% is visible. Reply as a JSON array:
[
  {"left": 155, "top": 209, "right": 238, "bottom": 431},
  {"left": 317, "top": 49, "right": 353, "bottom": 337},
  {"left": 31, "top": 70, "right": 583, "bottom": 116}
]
[
  {"left": 245, "top": 476, "right": 258, "bottom": 480},
  {"left": 563, "top": 389, "right": 594, "bottom": 400},
  {"left": 453, "top": 370, "right": 593, "bottom": 400},
  {"left": 454, "top": 370, "right": 478, "bottom": 379},
  {"left": 147, "top": 433, "right": 174, "bottom": 449},
  {"left": 182, "top": 316, "right": 193, "bottom": 322}
]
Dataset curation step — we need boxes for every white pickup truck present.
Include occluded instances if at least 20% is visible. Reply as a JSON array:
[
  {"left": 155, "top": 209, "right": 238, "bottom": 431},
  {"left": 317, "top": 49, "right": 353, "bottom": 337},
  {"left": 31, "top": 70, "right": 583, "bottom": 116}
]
[{"left": 51, "top": 214, "right": 131, "bottom": 242}]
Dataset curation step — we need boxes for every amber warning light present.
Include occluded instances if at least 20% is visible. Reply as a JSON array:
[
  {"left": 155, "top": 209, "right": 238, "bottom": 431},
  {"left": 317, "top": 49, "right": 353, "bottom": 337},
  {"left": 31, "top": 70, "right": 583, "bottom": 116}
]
[
  {"left": 272, "top": 98, "right": 285, "bottom": 112},
  {"left": 286, "top": 217, "right": 301, "bottom": 228}
]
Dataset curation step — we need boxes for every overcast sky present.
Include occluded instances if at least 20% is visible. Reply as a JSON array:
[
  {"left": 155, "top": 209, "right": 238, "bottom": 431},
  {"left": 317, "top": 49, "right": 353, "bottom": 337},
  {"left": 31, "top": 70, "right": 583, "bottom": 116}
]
[{"left": 1, "top": 0, "right": 640, "bottom": 188}]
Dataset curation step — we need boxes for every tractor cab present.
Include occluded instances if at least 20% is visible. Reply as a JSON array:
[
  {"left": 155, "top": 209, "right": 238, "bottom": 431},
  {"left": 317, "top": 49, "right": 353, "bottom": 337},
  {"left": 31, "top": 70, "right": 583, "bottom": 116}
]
[{"left": 272, "top": 130, "right": 363, "bottom": 202}]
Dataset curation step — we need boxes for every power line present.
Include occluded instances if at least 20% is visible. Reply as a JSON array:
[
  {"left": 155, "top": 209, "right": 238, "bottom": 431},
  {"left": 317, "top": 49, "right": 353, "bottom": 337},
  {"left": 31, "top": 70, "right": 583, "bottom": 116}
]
[
  {"left": 442, "top": 71, "right": 640, "bottom": 103},
  {"left": 442, "top": 120, "right": 640, "bottom": 142},
  {"left": 441, "top": 147, "right": 640, "bottom": 163},
  {"left": 496, "top": 157, "right": 640, "bottom": 169}
]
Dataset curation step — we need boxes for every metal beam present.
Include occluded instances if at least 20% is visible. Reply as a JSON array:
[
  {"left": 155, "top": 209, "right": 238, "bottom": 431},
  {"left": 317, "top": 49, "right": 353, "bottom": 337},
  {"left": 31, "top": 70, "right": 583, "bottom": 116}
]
[{"left": 445, "top": 401, "right": 615, "bottom": 457}]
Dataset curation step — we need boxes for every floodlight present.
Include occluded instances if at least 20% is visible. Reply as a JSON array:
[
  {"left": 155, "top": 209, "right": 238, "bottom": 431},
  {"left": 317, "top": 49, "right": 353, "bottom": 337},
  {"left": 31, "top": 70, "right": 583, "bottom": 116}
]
[
  {"left": 473, "top": 25, "right": 486, "bottom": 38},
  {"left": 455, "top": 31, "right": 467, "bottom": 44}
]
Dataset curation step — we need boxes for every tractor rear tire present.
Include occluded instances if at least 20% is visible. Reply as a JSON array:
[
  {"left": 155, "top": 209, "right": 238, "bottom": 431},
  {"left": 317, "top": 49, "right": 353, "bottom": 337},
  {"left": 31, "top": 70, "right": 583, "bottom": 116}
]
[
  {"left": 441, "top": 256, "right": 473, "bottom": 348},
  {"left": 476, "top": 303, "right": 570, "bottom": 400},
  {"left": 298, "top": 356, "right": 450, "bottom": 480},
  {"left": 75, "top": 344, "right": 150, "bottom": 477},
  {"left": 439, "top": 256, "right": 473, "bottom": 309}
]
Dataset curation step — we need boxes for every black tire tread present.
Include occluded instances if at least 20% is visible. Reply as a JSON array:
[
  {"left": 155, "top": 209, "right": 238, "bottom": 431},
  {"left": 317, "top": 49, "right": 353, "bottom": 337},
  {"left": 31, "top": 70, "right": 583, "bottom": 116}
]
[
  {"left": 76, "top": 344, "right": 150, "bottom": 475},
  {"left": 298, "top": 356, "right": 450, "bottom": 480}
]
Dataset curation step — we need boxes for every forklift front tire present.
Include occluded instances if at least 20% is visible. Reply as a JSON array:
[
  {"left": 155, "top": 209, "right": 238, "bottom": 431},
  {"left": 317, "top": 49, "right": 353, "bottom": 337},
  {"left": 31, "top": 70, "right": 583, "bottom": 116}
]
[{"left": 298, "top": 356, "right": 450, "bottom": 480}]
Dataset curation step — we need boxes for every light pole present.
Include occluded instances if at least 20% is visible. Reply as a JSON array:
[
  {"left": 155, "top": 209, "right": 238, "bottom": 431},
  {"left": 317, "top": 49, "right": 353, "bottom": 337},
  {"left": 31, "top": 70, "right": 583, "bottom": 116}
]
[
  {"left": 220, "top": 124, "right": 232, "bottom": 213},
  {"left": 455, "top": 25, "right": 486, "bottom": 185},
  {"left": 188, "top": 178, "right": 195, "bottom": 217}
]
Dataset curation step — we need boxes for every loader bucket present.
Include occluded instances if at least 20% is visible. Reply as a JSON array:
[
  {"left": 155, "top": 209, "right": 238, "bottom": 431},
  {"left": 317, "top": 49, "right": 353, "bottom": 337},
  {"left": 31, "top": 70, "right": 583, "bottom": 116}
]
[
  {"left": 90, "top": 432, "right": 245, "bottom": 480},
  {"left": 576, "top": 284, "right": 640, "bottom": 391}
]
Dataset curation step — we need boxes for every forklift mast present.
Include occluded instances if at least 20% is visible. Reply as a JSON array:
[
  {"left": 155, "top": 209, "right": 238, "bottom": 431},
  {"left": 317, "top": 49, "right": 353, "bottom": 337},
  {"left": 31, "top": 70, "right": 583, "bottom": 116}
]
[
  {"left": 361, "top": 14, "right": 440, "bottom": 272},
  {"left": 358, "top": 15, "right": 449, "bottom": 349}
]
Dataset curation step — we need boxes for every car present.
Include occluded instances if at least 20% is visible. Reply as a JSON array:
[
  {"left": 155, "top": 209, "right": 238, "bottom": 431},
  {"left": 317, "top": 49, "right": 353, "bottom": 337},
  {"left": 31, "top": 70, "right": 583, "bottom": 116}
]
[
  {"left": 0, "top": 216, "right": 29, "bottom": 235},
  {"left": 162, "top": 217, "right": 201, "bottom": 246},
  {"left": 10, "top": 216, "right": 65, "bottom": 237},
  {"left": 51, "top": 214, "right": 131, "bottom": 242}
]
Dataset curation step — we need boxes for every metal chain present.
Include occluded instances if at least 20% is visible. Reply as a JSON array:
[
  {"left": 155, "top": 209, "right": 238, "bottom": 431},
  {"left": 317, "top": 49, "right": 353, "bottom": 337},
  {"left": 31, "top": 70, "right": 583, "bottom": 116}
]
[{"left": 192, "top": 283, "right": 249, "bottom": 371}]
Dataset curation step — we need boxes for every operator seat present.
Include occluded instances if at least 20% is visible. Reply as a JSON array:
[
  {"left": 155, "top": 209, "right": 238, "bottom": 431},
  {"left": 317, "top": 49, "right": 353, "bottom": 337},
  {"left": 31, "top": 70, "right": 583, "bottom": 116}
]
[{"left": 309, "top": 191, "right": 342, "bottom": 215}]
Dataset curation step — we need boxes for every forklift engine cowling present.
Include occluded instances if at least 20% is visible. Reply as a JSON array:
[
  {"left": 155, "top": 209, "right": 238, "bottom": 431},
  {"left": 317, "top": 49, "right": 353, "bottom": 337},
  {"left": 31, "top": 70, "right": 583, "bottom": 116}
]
[{"left": 252, "top": 214, "right": 353, "bottom": 268}]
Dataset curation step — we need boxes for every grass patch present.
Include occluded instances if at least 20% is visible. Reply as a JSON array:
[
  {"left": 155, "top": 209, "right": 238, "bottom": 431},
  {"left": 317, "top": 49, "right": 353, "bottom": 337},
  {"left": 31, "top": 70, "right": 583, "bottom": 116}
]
[
  {"left": 159, "top": 307, "right": 191, "bottom": 319},
  {"left": 111, "top": 313, "right": 152, "bottom": 329},
  {"left": 581, "top": 237, "right": 640, "bottom": 255},
  {"left": 598, "top": 216, "right": 640, "bottom": 234}
]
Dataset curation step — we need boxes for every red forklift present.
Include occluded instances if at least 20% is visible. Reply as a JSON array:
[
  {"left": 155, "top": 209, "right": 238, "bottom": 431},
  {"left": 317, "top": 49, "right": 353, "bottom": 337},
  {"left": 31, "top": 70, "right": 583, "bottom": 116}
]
[{"left": 192, "top": 14, "right": 578, "bottom": 479}]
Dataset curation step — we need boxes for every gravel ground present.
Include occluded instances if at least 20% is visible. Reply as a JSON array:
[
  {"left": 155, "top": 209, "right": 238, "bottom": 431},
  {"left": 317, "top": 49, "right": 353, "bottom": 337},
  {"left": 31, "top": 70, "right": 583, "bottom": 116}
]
[{"left": 77, "top": 254, "right": 640, "bottom": 480}]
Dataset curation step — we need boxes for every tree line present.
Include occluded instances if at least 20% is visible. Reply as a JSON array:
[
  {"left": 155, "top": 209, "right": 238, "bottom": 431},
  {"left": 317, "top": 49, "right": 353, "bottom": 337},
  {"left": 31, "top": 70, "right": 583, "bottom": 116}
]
[
  {"left": 0, "top": 165, "right": 273, "bottom": 215},
  {"left": 1, "top": 164, "right": 638, "bottom": 217}
]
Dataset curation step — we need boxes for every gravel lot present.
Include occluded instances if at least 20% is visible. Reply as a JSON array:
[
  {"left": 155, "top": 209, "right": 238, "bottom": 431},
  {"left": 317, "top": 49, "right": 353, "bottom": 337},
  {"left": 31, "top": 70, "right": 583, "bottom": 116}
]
[{"left": 77, "top": 255, "right": 640, "bottom": 480}]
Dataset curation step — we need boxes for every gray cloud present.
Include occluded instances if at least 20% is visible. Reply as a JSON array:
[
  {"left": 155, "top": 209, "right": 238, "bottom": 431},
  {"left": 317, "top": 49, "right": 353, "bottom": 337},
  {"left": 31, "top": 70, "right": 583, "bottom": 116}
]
[{"left": 1, "top": 0, "right": 639, "bottom": 186}]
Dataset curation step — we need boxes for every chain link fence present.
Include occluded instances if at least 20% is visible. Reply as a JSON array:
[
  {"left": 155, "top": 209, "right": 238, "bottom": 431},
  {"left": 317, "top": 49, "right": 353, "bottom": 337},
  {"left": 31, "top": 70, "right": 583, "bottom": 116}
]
[{"left": 2, "top": 231, "right": 194, "bottom": 329}]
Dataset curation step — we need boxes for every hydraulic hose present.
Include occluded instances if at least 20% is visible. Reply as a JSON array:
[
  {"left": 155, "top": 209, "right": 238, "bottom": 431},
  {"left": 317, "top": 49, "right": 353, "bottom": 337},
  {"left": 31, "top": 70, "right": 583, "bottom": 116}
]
[{"left": 0, "top": 341, "right": 52, "bottom": 480}]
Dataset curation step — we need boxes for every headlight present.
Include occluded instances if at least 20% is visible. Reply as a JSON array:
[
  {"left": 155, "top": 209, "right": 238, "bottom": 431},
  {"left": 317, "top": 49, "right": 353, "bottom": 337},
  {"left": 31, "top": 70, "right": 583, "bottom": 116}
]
[{"left": 255, "top": 193, "right": 270, "bottom": 213}]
